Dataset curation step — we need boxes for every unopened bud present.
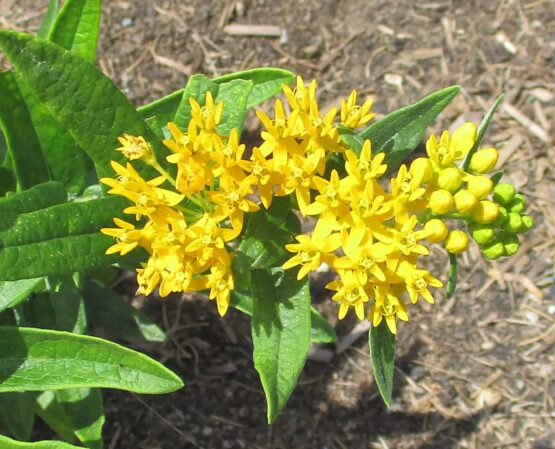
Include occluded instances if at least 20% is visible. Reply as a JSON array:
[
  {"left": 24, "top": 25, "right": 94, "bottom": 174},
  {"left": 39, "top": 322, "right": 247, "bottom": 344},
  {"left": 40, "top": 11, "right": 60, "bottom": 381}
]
[
  {"left": 438, "top": 167, "right": 463, "bottom": 192},
  {"left": 429, "top": 189, "right": 454, "bottom": 214},
  {"left": 493, "top": 183, "right": 516, "bottom": 205},
  {"left": 444, "top": 230, "right": 469, "bottom": 254},
  {"left": 504, "top": 212, "right": 523, "bottom": 233},
  {"left": 500, "top": 233, "right": 520, "bottom": 256},
  {"left": 409, "top": 157, "right": 433, "bottom": 183},
  {"left": 454, "top": 189, "right": 478, "bottom": 213},
  {"left": 424, "top": 218, "right": 448, "bottom": 243},
  {"left": 470, "top": 224, "right": 495, "bottom": 245},
  {"left": 472, "top": 200, "right": 500, "bottom": 224},
  {"left": 469, "top": 148, "right": 499, "bottom": 174},
  {"left": 482, "top": 241, "right": 505, "bottom": 260},
  {"left": 493, "top": 206, "right": 508, "bottom": 226},
  {"left": 507, "top": 193, "right": 527, "bottom": 213},
  {"left": 521, "top": 215, "right": 534, "bottom": 231},
  {"left": 466, "top": 175, "right": 493, "bottom": 199}
]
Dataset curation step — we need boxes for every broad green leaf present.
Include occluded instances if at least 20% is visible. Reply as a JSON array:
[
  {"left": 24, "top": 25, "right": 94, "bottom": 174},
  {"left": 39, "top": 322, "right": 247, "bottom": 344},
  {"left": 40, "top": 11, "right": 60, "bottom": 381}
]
[
  {"left": 0, "top": 326, "right": 183, "bottom": 393},
  {"left": 369, "top": 321, "right": 396, "bottom": 408},
  {"left": 0, "top": 165, "right": 16, "bottom": 194},
  {"left": 48, "top": 0, "right": 102, "bottom": 62},
  {"left": 446, "top": 252, "right": 457, "bottom": 299},
  {"left": 462, "top": 94, "right": 505, "bottom": 171},
  {"left": 214, "top": 79, "right": 253, "bottom": 137},
  {"left": 139, "top": 67, "right": 294, "bottom": 131},
  {"left": 15, "top": 77, "right": 90, "bottom": 194},
  {"left": 0, "top": 197, "right": 126, "bottom": 281},
  {"left": 231, "top": 290, "right": 336, "bottom": 344},
  {"left": 251, "top": 268, "right": 311, "bottom": 423},
  {"left": 238, "top": 196, "right": 300, "bottom": 269},
  {"left": 0, "top": 181, "right": 67, "bottom": 217},
  {"left": 0, "top": 392, "right": 37, "bottom": 440},
  {"left": 0, "top": 72, "right": 51, "bottom": 189},
  {"left": 0, "top": 30, "right": 168, "bottom": 181},
  {"left": 38, "top": 0, "right": 60, "bottom": 38},
  {"left": 0, "top": 278, "right": 43, "bottom": 313},
  {"left": 357, "top": 85, "right": 460, "bottom": 171},
  {"left": 0, "top": 434, "right": 85, "bottom": 449},
  {"left": 173, "top": 75, "right": 219, "bottom": 130},
  {"left": 36, "top": 389, "right": 104, "bottom": 449},
  {"left": 83, "top": 279, "right": 166, "bottom": 343}
]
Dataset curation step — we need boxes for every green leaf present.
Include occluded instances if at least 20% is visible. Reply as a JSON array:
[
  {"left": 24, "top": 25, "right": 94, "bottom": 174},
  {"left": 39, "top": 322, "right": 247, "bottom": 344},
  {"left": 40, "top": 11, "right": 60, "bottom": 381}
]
[
  {"left": 231, "top": 290, "right": 336, "bottom": 344},
  {"left": 173, "top": 75, "right": 219, "bottom": 130},
  {"left": 83, "top": 279, "right": 166, "bottom": 343},
  {"left": 0, "top": 278, "right": 43, "bottom": 313},
  {"left": 462, "top": 94, "right": 505, "bottom": 172},
  {"left": 238, "top": 196, "right": 300, "bottom": 269},
  {"left": 0, "top": 30, "right": 168, "bottom": 181},
  {"left": 0, "top": 197, "right": 126, "bottom": 281},
  {"left": 0, "top": 434, "right": 86, "bottom": 449},
  {"left": 0, "top": 72, "right": 51, "bottom": 189},
  {"left": 369, "top": 321, "right": 396, "bottom": 408},
  {"left": 48, "top": 0, "right": 102, "bottom": 62},
  {"left": 0, "top": 166, "right": 16, "bottom": 195},
  {"left": 139, "top": 67, "right": 294, "bottom": 132},
  {"left": 357, "top": 85, "right": 461, "bottom": 171},
  {"left": 446, "top": 252, "right": 457, "bottom": 299},
  {"left": 0, "top": 326, "right": 183, "bottom": 393},
  {"left": 36, "top": 389, "right": 104, "bottom": 449},
  {"left": 0, "top": 181, "right": 67, "bottom": 217},
  {"left": 214, "top": 79, "right": 253, "bottom": 137},
  {"left": 38, "top": 0, "right": 59, "bottom": 38},
  {"left": 251, "top": 268, "right": 311, "bottom": 423},
  {"left": 0, "top": 392, "right": 37, "bottom": 440}
]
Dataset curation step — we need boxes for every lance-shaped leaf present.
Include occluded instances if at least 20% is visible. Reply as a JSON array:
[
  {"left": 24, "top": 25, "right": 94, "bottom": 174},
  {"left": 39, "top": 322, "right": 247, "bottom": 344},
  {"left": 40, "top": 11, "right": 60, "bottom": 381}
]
[
  {"left": 0, "top": 166, "right": 16, "bottom": 195},
  {"left": 0, "top": 197, "right": 126, "bottom": 281},
  {"left": 0, "top": 434, "right": 90, "bottom": 449},
  {"left": 0, "top": 72, "right": 51, "bottom": 189},
  {"left": 353, "top": 85, "right": 460, "bottom": 171},
  {"left": 369, "top": 321, "right": 396, "bottom": 408},
  {"left": 214, "top": 79, "right": 253, "bottom": 137},
  {"left": 0, "top": 181, "right": 67, "bottom": 217},
  {"left": 38, "top": 0, "right": 60, "bottom": 38},
  {"left": 0, "top": 326, "right": 183, "bottom": 393},
  {"left": 173, "top": 75, "right": 219, "bottom": 130},
  {"left": 48, "top": 0, "right": 102, "bottom": 62},
  {"left": 0, "top": 278, "right": 43, "bottom": 313},
  {"left": 0, "top": 392, "right": 37, "bottom": 441},
  {"left": 251, "top": 268, "right": 311, "bottom": 423},
  {"left": 0, "top": 30, "right": 168, "bottom": 181},
  {"left": 139, "top": 67, "right": 294, "bottom": 131}
]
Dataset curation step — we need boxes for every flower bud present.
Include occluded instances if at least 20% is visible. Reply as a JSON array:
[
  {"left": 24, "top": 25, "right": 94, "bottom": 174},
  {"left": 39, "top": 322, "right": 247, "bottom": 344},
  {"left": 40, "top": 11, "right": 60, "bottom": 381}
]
[
  {"left": 454, "top": 189, "right": 478, "bottom": 213},
  {"left": 499, "top": 233, "right": 520, "bottom": 256},
  {"left": 504, "top": 212, "right": 524, "bottom": 233},
  {"left": 472, "top": 200, "right": 500, "bottom": 224},
  {"left": 470, "top": 224, "right": 495, "bottom": 245},
  {"left": 521, "top": 215, "right": 534, "bottom": 231},
  {"left": 493, "top": 206, "right": 508, "bottom": 226},
  {"left": 424, "top": 218, "right": 448, "bottom": 242},
  {"left": 493, "top": 183, "right": 516, "bottom": 205},
  {"left": 469, "top": 148, "right": 499, "bottom": 174},
  {"left": 444, "top": 230, "right": 469, "bottom": 254},
  {"left": 429, "top": 189, "right": 453, "bottom": 214},
  {"left": 437, "top": 167, "right": 463, "bottom": 192},
  {"left": 409, "top": 157, "right": 433, "bottom": 183},
  {"left": 466, "top": 175, "right": 493, "bottom": 199},
  {"left": 507, "top": 193, "right": 526, "bottom": 213},
  {"left": 482, "top": 241, "right": 505, "bottom": 260}
]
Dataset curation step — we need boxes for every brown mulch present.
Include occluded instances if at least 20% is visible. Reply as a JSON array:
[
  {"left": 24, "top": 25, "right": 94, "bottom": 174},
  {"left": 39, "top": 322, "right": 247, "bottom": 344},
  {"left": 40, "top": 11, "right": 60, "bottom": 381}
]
[{"left": 1, "top": 1, "right": 554, "bottom": 448}]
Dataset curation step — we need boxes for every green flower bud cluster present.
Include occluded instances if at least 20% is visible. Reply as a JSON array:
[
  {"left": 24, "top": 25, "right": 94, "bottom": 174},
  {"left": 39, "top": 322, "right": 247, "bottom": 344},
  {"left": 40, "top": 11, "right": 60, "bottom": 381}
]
[{"left": 468, "top": 183, "right": 533, "bottom": 259}]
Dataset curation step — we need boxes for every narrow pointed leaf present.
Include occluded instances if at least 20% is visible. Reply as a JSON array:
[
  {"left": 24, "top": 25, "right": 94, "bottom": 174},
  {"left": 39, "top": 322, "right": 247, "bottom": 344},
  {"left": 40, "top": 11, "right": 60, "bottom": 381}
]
[
  {"left": 446, "top": 252, "right": 457, "bottom": 299},
  {"left": 0, "top": 278, "right": 43, "bottom": 313},
  {"left": 0, "top": 181, "right": 67, "bottom": 217},
  {"left": 357, "top": 85, "right": 460, "bottom": 170},
  {"left": 173, "top": 75, "right": 219, "bottom": 130},
  {"left": 0, "top": 30, "right": 168, "bottom": 181},
  {"left": 0, "top": 434, "right": 87, "bottom": 449},
  {"left": 214, "top": 79, "right": 253, "bottom": 137},
  {"left": 0, "top": 72, "right": 50, "bottom": 189},
  {"left": 38, "top": 0, "right": 59, "bottom": 38},
  {"left": 0, "top": 326, "right": 183, "bottom": 393},
  {"left": 369, "top": 321, "right": 396, "bottom": 408},
  {"left": 0, "top": 166, "right": 16, "bottom": 195},
  {"left": 48, "top": 0, "right": 102, "bottom": 62},
  {"left": 251, "top": 268, "right": 311, "bottom": 423},
  {"left": 0, "top": 392, "right": 37, "bottom": 440}
]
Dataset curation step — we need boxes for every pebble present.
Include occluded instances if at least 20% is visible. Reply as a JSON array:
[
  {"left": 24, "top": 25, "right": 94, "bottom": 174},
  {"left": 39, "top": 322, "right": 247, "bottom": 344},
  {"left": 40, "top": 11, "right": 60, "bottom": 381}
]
[
  {"left": 122, "top": 17, "right": 133, "bottom": 27},
  {"left": 481, "top": 341, "right": 495, "bottom": 350}
]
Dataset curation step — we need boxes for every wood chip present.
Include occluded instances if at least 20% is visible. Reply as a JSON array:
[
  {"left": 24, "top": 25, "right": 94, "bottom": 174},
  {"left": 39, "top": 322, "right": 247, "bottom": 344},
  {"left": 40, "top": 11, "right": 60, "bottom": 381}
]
[
  {"left": 405, "top": 47, "right": 444, "bottom": 61},
  {"left": 149, "top": 48, "right": 191, "bottom": 76},
  {"left": 501, "top": 103, "right": 550, "bottom": 143},
  {"left": 223, "top": 24, "right": 282, "bottom": 37},
  {"left": 495, "top": 32, "right": 518, "bottom": 55}
]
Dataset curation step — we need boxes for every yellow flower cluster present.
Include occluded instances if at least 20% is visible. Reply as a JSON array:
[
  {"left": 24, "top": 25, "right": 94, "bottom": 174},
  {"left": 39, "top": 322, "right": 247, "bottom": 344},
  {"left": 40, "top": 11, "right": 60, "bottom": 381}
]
[{"left": 101, "top": 92, "right": 259, "bottom": 316}]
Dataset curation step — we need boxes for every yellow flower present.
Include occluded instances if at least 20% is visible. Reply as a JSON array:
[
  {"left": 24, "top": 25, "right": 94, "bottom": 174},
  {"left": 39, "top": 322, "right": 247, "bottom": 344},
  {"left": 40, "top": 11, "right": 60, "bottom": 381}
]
[
  {"left": 426, "top": 122, "right": 476, "bottom": 167},
  {"left": 466, "top": 175, "right": 493, "bottom": 199},
  {"left": 282, "top": 75, "right": 317, "bottom": 113},
  {"left": 326, "top": 270, "right": 369, "bottom": 320},
  {"left": 101, "top": 218, "right": 143, "bottom": 255},
  {"left": 204, "top": 260, "right": 235, "bottom": 316},
  {"left": 397, "top": 260, "right": 443, "bottom": 304},
  {"left": 116, "top": 134, "right": 155, "bottom": 163},
  {"left": 369, "top": 284, "right": 409, "bottom": 335},
  {"left": 424, "top": 218, "right": 448, "bottom": 242},
  {"left": 444, "top": 230, "right": 469, "bottom": 254},
  {"left": 409, "top": 157, "right": 433, "bottom": 183},
  {"left": 340, "top": 90, "right": 375, "bottom": 129},
  {"left": 344, "top": 140, "right": 387, "bottom": 184},
  {"left": 469, "top": 148, "right": 499, "bottom": 174},
  {"left": 472, "top": 200, "right": 499, "bottom": 224}
]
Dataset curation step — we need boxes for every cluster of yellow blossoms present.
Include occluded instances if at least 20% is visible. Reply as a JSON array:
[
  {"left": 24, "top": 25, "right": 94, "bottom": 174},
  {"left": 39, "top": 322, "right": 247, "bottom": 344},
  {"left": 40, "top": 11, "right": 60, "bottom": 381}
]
[{"left": 102, "top": 76, "right": 529, "bottom": 334}]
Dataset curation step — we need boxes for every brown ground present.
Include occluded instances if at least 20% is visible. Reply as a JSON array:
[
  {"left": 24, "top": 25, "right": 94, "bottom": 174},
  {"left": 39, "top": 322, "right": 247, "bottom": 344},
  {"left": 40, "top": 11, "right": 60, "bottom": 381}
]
[{"left": 1, "top": 1, "right": 555, "bottom": 448}]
